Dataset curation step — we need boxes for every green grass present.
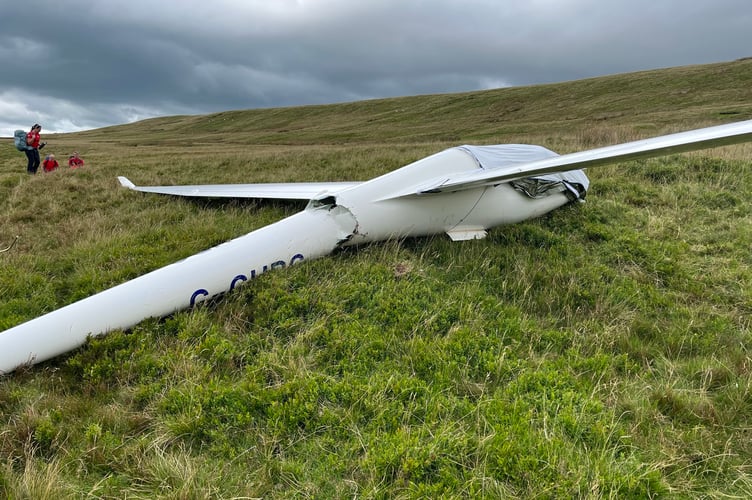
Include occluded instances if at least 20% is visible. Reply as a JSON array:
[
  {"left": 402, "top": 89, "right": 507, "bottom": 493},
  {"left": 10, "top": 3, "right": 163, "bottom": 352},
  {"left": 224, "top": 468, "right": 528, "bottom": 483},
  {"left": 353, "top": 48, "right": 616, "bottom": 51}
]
[{"left": 1, "top": 58, "right": 752, "bottom": 497}]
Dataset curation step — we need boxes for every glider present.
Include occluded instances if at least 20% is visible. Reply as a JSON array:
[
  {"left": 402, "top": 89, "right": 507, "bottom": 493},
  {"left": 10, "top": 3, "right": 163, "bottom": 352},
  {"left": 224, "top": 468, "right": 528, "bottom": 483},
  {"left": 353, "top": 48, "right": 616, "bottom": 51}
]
[{"left": 1, "top": 119, "right": 752, "bottom": 374}]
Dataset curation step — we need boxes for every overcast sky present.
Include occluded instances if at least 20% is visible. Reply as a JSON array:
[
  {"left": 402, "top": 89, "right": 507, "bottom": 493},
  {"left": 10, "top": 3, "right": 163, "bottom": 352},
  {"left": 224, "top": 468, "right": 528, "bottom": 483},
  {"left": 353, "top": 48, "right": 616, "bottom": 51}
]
[{"left": 1, "top": 0, "right": 750, "bottom": 137}]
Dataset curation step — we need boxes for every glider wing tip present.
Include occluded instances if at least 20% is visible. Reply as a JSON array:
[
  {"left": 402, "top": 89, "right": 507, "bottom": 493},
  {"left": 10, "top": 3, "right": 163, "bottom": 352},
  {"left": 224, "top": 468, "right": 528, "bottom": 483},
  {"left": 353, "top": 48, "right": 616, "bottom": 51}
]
[{"left": 117, "top": 176, "right": 136, "bottom": 189}]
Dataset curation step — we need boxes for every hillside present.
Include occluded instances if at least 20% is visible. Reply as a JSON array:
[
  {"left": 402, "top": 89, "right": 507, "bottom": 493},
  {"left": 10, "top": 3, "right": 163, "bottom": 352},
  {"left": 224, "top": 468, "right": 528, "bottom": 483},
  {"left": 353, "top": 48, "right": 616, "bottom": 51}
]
[
  {"left": 74, "top": 59, "right": 751, "bottom": 143},
  {"left": 1, "top": 59, "right": 752, "bottom": 497}
]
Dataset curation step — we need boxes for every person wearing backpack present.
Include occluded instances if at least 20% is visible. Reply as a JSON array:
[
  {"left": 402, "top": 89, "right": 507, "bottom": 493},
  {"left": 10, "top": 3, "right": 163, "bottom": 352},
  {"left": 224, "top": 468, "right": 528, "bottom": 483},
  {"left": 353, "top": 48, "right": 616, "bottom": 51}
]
[{"left": 24, "top": 124, "right": 46, "bottom": 174}]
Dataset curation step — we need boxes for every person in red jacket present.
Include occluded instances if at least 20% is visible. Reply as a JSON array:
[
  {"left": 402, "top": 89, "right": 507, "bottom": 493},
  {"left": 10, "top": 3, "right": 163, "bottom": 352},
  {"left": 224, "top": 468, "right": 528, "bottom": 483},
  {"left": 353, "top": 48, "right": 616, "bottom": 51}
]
[
  {"left": 25, "top": 124, "right": 46, "bottom": 174},
  {"left": 68, "top": 151, "right": 84, "bottom": 168},
  {"left": 42, "top": 154, "right": 59, "bottom": 173}
]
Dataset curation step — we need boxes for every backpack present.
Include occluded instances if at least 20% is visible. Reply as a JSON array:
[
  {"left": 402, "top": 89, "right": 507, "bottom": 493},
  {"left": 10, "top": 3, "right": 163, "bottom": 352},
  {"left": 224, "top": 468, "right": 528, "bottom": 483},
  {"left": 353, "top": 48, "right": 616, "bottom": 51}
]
[{"left": 13, "top": 130, "right": 28, "bottom": 151}]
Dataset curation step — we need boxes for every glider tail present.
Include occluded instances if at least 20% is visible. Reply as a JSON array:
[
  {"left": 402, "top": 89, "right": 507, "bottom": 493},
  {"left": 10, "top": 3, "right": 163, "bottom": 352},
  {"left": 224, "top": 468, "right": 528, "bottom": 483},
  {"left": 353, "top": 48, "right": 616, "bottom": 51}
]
[{"left": 0, "top": 204, "right": 356, "bottom": 374}]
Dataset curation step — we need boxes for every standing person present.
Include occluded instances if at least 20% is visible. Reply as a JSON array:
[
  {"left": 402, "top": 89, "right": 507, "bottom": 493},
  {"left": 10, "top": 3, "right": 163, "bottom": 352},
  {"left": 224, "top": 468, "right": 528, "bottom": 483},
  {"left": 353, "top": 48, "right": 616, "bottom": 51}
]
[
  {"left": 42, "top": 154, "right": 59, "bottom": 173},
  {"left": 24, "top": 124, "right": 46, "bottom": 174},
  {"left": 68, "top": 151, "right": 84, "bottom": 168}
]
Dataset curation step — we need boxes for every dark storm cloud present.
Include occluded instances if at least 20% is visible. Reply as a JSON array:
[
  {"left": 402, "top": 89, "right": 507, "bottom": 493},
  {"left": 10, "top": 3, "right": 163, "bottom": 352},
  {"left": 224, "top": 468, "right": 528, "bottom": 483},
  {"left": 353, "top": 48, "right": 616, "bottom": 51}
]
[{"left": 1, "top": 0, "right": 750, "bottom": 136}]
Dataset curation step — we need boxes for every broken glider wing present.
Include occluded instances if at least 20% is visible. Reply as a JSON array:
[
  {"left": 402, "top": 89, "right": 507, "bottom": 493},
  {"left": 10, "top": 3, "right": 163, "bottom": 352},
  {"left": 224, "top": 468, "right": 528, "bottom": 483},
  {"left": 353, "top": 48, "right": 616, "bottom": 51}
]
[
  {"left": 118, "top": 176, "right": 360, "bottom": 200},
  {"left": 401, "top": 119, "right": 752, "bottom": 196}
]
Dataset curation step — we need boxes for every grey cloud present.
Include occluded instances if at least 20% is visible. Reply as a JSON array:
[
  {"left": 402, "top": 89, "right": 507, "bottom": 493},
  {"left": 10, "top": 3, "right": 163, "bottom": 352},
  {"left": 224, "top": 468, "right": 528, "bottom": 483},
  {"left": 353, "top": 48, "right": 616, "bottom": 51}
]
[{"left": 1, "top": 0, "right": 750, "bottom": 136}]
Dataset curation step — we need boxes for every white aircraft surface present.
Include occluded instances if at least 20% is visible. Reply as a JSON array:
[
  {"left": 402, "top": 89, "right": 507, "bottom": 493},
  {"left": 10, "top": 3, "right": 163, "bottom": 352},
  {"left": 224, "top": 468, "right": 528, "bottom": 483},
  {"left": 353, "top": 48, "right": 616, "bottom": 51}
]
[{"left": 1, "top": 119, "right": 752, "bottom": 374}]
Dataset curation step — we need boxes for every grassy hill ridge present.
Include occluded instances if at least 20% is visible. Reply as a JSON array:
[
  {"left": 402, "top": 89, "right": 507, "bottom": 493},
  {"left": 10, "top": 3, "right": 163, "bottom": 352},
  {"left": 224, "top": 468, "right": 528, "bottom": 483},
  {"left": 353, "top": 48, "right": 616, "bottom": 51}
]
[
  {"left": 1, "top": 59, "right": 752, "bottom": 497},
  {"left": 68, "top": 58, "right": 752, "bottom": 146}
]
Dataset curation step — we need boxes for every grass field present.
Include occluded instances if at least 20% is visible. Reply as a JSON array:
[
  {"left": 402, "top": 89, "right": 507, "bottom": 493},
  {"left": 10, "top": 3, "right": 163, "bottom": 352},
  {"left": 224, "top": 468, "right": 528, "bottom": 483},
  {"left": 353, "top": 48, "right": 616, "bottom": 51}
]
[{"left": 1, "top": 59, "right": 752, "bottom": 497}]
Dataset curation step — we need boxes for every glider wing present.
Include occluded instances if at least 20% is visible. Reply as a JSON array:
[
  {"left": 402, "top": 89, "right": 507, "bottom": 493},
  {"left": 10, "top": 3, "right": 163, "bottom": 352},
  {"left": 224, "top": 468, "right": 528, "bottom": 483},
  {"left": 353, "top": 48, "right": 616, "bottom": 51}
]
[
  {"left": 118, "top": 177, "right": 360, "bottom": 200},
  {"left": 404, "top": 119, "right": 752, "bottom": 196}
]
